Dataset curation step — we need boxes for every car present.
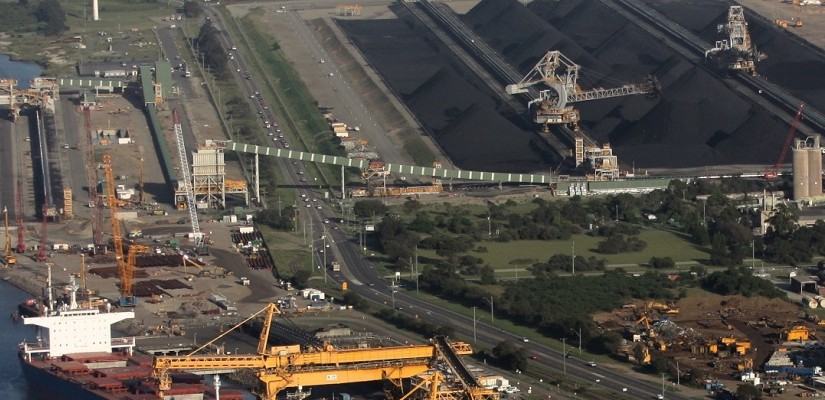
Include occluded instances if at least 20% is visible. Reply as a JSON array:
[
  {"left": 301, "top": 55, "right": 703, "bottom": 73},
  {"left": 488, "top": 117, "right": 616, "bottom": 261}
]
[
  {"left": 300, "top": 194, "right": 306, "bottom": 198},
  {"left": 250, "top": 94, "right": 255, "bottom": 98},
  {"left": 368, "top": 283, "right": 375, "bottom": 287},
  {"left": 311, "top": 198, "right": 317, "bottom": 202},
  {"left": 263, "top": 106, "right": 268, "bottom": 110},
  {"left": 323, "top": 219, "right": 329, "bottom": 224},
  {"left": 521, "top": 337, "right": 529, "bottom": 343},
  {"left": 305, "top": 204, "right": 311, "bottom": 207},
  {"left": 255, "top": 91, "right": 259, "bottom": 95},
  {"left": 529, "top": 355, "right": 538, "bottom": 360},
  {"left": 332, "top": 226, "right": 338, "bottom": 230},
  {"left": 316, "top": 205, "right": 322, "bottom": 210},
  {"left": 655, "top": 395, "right": 664, "bottom": 400},
  {"left": 237, "top": 68, "right": 241, "bottom": 72},
  {"left": 284, "top": 144, "right": 290, "bottom": 148},
  {"left": 268, "top": 132, "right": 274, "bottom": 136},
  {"left": 303, "top": 198, "right": 309, "bottom": 202},
  {"left": 297, "top": 171, "right": 304, "bottom": 175},
  {"left": 587, "top": 361, "right": 597, "bottom": 367}
]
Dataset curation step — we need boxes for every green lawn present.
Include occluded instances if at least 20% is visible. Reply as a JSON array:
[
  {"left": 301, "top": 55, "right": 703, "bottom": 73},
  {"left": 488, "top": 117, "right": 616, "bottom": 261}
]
[{"left": 413, "top": 229, "right": 708, "bottom": 270}]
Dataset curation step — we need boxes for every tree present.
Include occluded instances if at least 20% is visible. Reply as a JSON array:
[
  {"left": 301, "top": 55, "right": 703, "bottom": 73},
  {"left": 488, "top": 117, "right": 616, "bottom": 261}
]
[
  {"left": 736, "top": 383, "right": 762, "bottom": 400},
  {"left": 648, "top": 256, "right": 675, "bottom": 269},
  {"left": 479, "top": 265, "right": 496, "bottom": 285},
  {"left": 182, "top": 0, "right": 201, "bottom": 18},
  {"left": 35, "top": 0, "right": 67, "bottom": 36},
  {"left": 491, "top": 340, "right": 528, "bottom": 371},
  {"left": 354, "top": 199, "right": 388, "bottom": 219},
  {"left": 290, "top": 269, "right": 311, "bottom": 289}
]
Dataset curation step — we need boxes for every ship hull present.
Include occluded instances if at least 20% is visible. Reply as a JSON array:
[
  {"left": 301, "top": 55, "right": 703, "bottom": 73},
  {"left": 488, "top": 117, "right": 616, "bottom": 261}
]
[{"left": 19, "top": 357, "right": 110, "bottom": 400}]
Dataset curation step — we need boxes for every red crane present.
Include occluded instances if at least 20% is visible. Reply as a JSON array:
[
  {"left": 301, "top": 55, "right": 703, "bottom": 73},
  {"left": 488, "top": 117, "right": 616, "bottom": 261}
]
[
  {"left": 36, "top": 205, "right": 47, "bottom": 262},
  {"left": 15, "top": 179, "right": 25, "bottom": 254},
  {"left": 765, "top": 103, "right": 805, "bottom": 180}
]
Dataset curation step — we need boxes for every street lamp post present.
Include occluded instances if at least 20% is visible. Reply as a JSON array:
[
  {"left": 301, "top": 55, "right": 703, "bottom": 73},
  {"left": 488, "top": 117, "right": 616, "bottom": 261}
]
[
  {"left": 571, "top": 241, "right": 575, "bottom": 275},
  {"left": 561, "top": 338, "right": 567, "bottom": 376},
  {"left": 484, "top": 296, "right": 494, "bottom": 323},
  {"left": 193, "top": 332, "right": 198, "bottom": 346},
  {"left": 234, "top": 347, "right": 239, "bottom": 356},
  {"left": 487, "top": 215, "right": 491, "bottom": 237},
  {"left": 472, "top": 306, "right": 483, "bottom": 343},
  {"left": 571, "top": 327, "right": 582, "bottom": 355}
]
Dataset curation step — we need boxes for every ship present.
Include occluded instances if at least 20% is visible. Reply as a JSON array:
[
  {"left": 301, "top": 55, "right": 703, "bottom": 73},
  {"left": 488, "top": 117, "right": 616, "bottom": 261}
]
[{"left": 17, "top": 269, "right": 245, "bottom": 400}]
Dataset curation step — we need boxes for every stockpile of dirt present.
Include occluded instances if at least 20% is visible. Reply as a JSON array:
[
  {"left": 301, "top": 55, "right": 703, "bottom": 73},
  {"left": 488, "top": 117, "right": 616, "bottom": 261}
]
[{"left": 336, "top": 7, "right": 560, "bottom": 173}]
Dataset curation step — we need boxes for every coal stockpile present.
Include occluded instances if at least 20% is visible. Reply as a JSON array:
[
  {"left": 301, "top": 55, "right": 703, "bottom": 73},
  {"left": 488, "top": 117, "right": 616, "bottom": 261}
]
[
  {"left": 640, "top": 0, "right": 825, "bottom": 109},
  {"left": 134, "top": 254, "right": 186, "bottom": 268},
  {"left": 336, "top": 11, "right": 560, "bottom": 173},
  {"left": 459, "top": 0, "right": 806, "bottom": 168}
]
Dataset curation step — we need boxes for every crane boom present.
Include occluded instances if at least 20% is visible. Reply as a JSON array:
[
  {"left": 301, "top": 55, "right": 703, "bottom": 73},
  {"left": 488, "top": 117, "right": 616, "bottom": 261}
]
[
  {"left": 171, "top": 109, "right": 202, "bottom": 247},
  {"left": 765, "top": 103, "right": 805, "bottom": 179},
  {"left": 154, "top": 303, "right": 485, "bottom": 400},
  {"left": 3, "top": 207, "right": 15, "bottom": 266},
  {"left": 103, "top": 154, "right": 135, "bottom": 306}
]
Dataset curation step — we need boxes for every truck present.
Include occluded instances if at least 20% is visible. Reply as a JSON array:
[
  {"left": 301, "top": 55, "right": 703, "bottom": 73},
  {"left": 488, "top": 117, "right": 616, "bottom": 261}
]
[
  {"left": 238, "top": 277, "right": 250, "bottom": 286},
  {"left": 330, "top": 261, "right": 341, "bottom": 272}
]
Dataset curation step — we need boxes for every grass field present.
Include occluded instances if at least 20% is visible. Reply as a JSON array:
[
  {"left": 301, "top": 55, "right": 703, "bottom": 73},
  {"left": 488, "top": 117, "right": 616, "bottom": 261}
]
[
  {"left": 411, "top": 228, "right": 708, "bottom": 272},
  {"left": 1, "top": 0, "right": 175, "bottom": 75}
]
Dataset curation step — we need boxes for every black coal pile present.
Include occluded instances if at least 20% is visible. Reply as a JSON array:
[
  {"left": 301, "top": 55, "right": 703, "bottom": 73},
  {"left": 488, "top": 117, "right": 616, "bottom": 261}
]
[
  {"left": 336, "top": 8, "right": 560, "bottom": 173},
  {"left": 339, "top": 0, "right": 824, "bottom": 170}
]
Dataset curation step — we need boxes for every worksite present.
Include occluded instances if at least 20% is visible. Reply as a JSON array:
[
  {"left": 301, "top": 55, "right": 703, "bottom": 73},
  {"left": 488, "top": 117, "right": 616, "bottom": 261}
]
[{"left": 594, "top": 283, "right": 825, "bottom": 398}]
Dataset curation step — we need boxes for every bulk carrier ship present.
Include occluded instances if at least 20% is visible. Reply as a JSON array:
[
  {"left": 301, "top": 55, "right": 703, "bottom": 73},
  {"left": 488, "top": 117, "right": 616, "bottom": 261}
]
[{"left": 17, "top": 274, "right": 244, "bottom": 400}]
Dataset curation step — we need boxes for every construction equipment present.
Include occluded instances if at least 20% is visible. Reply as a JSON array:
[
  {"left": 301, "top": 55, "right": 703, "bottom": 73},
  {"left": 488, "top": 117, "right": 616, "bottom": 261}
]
[
  {"left": 3, "top": 207, "right": 15, "bottom": 266},
  {"left": 783, "top": 325, "right": 813, "bottom": 341},
  {"left": 705, "top": 6, "right": 766, "bottom": 75},
  {"left": 171, "top": 109, "right": 204, "bottom": 249},
  {"left": 506, "top": 50, "right": 658, "bottom": 131},
  {"left": 36, "top": 205, "right": 47, "bottom": 262},
  {"left": 765, "top": 102, "right": 804, "bottom": 179},
  {"left": 775, "top": 18, "right": 803, "bottom": 28},
  {"left": 102, "top": 154, "right": 135, "bottom": 307},
  {"left": 15, "top": 180, "right": 25, "bottom": 254},
  {"left": 120, "top": 243, "right": 149, "bottom": 307},
  {"left": 153, "top": 303, "right": 496, "bottom": 400}
]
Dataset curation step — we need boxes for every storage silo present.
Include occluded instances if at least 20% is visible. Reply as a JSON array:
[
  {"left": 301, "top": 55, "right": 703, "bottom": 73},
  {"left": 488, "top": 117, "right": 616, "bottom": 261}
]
[
  {"left": 809, "top": 135, "right": 823, "bottom": 197},
  {"left": 803, "top": 296, "right": 819, "bottom": 309},
  {"left": 793, "top": 138, "right": 810, "bottom": 200}
]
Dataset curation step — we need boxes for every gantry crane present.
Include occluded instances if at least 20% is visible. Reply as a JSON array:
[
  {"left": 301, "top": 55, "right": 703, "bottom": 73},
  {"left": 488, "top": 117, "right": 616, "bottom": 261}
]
[
  {"left": 705, "top": 6, "right": 766, "bottom": 75},
  {"left": 171, "top": 109, "right": 204, "bottom": 249},
  {"left": 506, "top": 50, "right": 658, "bottom": 131},
  {"left": 103, "top": 154, "right": 137, "bottom": 307},
  {"left": 765, "top": 103, "right": 805, "bottom": 179},
  {"left": 3, "top": 206, "right": 15, "bottom": 266},
  {"left": 153, "top": 303, "right": 496, "bottom": 400}
]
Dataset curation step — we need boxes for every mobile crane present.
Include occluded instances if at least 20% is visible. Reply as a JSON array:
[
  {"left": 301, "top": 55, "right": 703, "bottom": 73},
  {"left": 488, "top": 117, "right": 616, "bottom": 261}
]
[
  {"left": 103, "top": 154, "right": 137, "bottom": 307},
  {"left": 153, "top": 303, "right": 496, "bottom": 400}
]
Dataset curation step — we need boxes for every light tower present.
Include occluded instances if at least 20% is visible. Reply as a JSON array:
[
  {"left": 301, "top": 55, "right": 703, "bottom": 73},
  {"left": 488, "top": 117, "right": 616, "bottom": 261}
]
[{"left": 92, "top": 0, "right": 99, "bottom": 21}]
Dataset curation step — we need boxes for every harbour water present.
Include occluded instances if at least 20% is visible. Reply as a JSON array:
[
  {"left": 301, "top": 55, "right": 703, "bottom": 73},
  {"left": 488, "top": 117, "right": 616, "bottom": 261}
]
[
  {"left": 0, "top": 54, "right": 43, "bottom": 88},
  {"left": 0, "top": 280, "right": 38, "bottom": 400}
]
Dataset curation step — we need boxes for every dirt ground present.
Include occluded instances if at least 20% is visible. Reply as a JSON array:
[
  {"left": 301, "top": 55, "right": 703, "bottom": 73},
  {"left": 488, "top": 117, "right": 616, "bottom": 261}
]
[{"left": 594, "top": 292, "right": 811, "bottom": 397}]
